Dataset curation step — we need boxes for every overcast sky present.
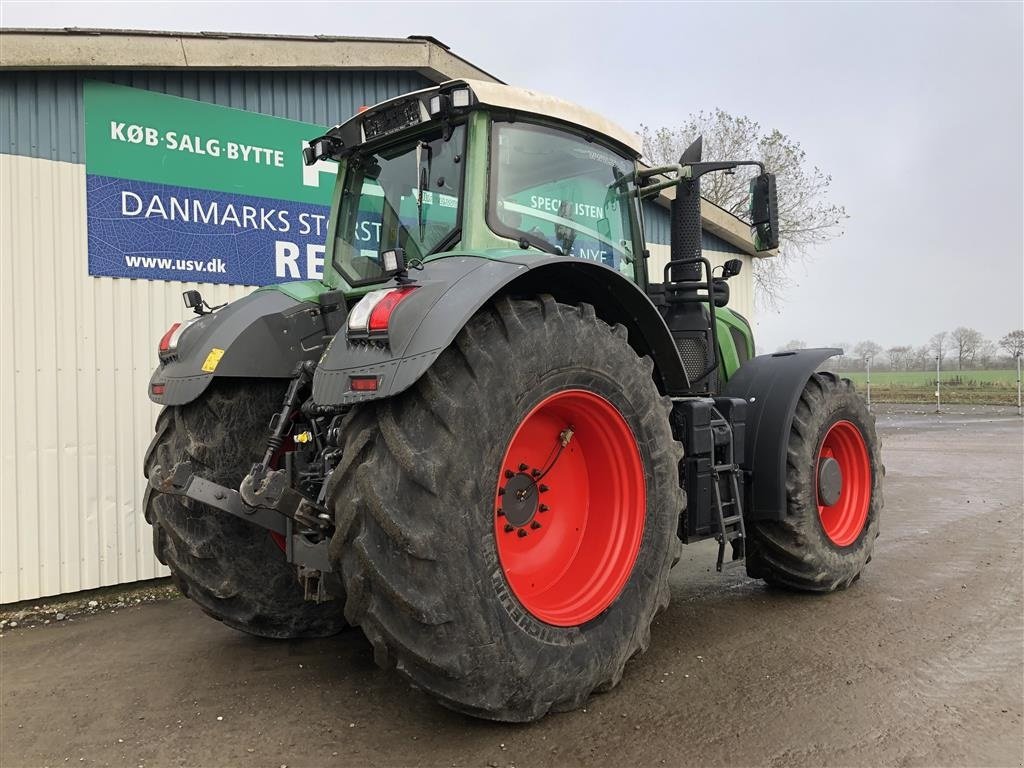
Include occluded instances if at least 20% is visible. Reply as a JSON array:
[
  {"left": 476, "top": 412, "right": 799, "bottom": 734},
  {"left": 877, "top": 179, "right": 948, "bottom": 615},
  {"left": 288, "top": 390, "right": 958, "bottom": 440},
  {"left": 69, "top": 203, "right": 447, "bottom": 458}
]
[{"left": 5, "top": 1, "right": 1022, "bottom": 353}]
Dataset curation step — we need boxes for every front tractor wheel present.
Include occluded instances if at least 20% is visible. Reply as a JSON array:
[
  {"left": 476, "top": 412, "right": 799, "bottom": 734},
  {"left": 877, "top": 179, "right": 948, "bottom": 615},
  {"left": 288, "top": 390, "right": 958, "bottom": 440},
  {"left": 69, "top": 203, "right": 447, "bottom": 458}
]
[
  {"left": 329, "top": 296, "right": 684, "bottom": 721},
  {"left": 745, "top": 372, "right": 883, "bottom": 591}
]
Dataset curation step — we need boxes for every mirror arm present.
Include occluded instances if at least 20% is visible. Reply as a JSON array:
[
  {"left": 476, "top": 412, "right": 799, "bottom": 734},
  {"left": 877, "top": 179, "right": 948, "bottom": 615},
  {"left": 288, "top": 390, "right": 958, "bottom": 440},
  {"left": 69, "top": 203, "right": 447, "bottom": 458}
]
[
  {"left": 686, "top": 159, "right": 765, "bottom": 179},
  {"left": 631, "top": 160, "right": 766, "bottom": 201}
]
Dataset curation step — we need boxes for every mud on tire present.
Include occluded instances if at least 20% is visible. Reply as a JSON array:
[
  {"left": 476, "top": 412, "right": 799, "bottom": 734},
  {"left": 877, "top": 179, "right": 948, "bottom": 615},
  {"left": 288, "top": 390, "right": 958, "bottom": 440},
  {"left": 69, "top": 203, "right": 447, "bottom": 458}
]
[
  {"left": 328, "top": 296, "right": 685, "bottom": 721},
  {"left": 745, "top": 372, "right": 883, "bottom": 592},
  {"left": 143, "top": 378, "right": 346, "bottom": 639}
]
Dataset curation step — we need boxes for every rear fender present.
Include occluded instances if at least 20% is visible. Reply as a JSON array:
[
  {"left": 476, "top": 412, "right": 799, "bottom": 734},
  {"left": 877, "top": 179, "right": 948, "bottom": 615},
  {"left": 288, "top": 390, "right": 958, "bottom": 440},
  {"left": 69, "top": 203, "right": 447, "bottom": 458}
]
[
  {"left": 312, "top": 254, "right": 688, "bottom": 406},
  {"left": 722, "top": 348, "right": 842, "bottom": 520},
  {"left": 149, "top": 289, "right": 329, "bottom": 406}
]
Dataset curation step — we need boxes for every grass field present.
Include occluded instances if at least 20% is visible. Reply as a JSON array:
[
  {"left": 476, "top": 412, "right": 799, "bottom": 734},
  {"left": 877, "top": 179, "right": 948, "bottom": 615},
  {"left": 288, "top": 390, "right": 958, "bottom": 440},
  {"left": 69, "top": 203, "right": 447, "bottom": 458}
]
[{"left": 840, "top": 369, "right": 1020, "bottom": 404}]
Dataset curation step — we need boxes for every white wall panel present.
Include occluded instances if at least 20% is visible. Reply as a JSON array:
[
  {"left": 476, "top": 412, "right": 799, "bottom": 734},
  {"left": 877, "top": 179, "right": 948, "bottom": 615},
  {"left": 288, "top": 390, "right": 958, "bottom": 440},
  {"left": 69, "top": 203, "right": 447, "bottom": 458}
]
[{"left": 1, "top": 154, "right": 252, "bottom": 603}]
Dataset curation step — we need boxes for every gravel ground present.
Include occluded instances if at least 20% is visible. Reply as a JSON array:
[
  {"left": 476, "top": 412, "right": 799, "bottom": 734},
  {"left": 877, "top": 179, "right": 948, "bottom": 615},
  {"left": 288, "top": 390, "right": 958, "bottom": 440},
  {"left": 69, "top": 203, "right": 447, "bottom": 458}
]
[{"left": 1, "top": 404, "right": 1021, "bottom": 767}]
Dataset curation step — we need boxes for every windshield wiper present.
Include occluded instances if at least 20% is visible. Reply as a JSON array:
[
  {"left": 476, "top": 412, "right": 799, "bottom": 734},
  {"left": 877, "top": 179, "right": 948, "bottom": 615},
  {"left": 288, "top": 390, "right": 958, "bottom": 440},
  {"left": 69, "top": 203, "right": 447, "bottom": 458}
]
[{"left": 415, "top": 140, "right": 433, "bottom": 241}]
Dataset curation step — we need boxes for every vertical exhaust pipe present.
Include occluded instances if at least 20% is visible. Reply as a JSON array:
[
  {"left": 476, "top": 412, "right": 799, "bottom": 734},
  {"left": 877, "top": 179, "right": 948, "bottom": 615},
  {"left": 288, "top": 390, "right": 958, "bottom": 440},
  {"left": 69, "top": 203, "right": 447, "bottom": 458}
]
[{"left": 669, "top": 136, "right": 704, "bottom": 283}]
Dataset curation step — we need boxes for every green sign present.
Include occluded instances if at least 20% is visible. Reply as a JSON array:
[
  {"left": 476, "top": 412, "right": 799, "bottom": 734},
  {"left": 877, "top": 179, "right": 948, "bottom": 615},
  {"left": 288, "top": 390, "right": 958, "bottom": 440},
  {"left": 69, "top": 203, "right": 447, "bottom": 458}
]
[
  {"left": 84, "top": 81, "right": 340, "bottom": 285},
  {"left": 85, "top": 81, "right": 336, "bottom": 205}
]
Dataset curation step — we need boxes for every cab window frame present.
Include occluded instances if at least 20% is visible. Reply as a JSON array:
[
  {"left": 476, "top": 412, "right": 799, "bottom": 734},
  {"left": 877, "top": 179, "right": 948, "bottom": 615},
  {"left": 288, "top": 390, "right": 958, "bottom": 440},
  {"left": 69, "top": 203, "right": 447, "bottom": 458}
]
[
  {"left": 485, "top": 117, "right": 645, "bottom": 277},
  {"left": 331, "top": 120, "right": 469, "bottom": 288}
]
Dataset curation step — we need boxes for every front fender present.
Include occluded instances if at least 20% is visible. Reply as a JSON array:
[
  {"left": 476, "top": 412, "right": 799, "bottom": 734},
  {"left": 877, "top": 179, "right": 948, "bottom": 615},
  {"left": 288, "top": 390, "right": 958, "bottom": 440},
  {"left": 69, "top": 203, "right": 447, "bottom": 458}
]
[
  {"left": 149, "top": 288, "right": 329, "bottom": 406},
  {"left": 722, "top": 348, "right": 841, "bottom": 520},
  {"left": 312, "top": 253, "right": 687, "bottom": 406}
]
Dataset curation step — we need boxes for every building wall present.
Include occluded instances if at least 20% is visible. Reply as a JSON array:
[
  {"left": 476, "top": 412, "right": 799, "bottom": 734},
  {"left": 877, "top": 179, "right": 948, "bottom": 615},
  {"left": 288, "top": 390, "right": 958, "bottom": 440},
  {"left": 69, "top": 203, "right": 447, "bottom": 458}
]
[
  {"left": 1, "top": 69, "right": 757, "bottom": 603},
  {"left": 1, "top": 69, "right": 433, "bottom": 163},
  {"left": 0, "top": 69, "right": 432, "bottom": 604}
]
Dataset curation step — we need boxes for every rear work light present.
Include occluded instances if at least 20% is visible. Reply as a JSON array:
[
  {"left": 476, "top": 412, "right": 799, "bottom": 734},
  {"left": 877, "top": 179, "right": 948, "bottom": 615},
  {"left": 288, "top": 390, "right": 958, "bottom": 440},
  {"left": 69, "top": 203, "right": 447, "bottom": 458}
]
[{"left": 347, "top": 286, "right": 418, "bottom": 336}]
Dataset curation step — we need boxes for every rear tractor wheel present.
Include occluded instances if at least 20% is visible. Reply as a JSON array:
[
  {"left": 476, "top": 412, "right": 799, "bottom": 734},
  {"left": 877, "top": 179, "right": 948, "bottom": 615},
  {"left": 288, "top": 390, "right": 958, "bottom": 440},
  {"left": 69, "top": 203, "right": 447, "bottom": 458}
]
[
  {"left": 329, "top": 296, "right": 684, "bottom": 721},
  {"left": 745, "top": 372, "right": 883, "bottom": 591},
  {"left": 144, "top": 379, "right": 346, "bottom": 639}
]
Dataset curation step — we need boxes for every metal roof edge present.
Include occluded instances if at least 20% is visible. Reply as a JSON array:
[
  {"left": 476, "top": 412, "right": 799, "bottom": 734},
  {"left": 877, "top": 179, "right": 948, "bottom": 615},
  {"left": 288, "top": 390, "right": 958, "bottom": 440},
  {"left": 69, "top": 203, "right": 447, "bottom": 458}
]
[{"left": 0, "top": 28, "right": 503, "bottom": 84}]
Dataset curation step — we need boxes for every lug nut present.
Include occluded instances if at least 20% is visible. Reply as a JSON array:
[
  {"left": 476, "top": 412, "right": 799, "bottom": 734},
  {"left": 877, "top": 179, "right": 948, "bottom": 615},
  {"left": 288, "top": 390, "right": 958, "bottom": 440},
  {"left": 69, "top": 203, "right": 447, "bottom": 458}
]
[
  {"left": 539, "top": 504, "right": 549, "bottom": 512},
  {"left": 517, "top": 529, "right": 528, "bottom": 538},
  {"left": 539, "top": 484, "right": 550, "bottom": 493},
  {"left": 531, "top": 521, "right": 542, "bottom": 530},
  {"left": 519, "top": 463, "right": 528, "bottom": 471},
  {"left": 531, "top": 469, "right": 541, "bottom": 478},
  {"left": 504, "top": 523, "right": 514, "bottom": 533},
  {"left": 497, "top": 487, "right": 505, "bottom": 496},
  {"left": 497, "top": 508, "right": 505, "bottom": 517},
  {"left": 505, "top": 469, "right": 514, "bottom": 479}
]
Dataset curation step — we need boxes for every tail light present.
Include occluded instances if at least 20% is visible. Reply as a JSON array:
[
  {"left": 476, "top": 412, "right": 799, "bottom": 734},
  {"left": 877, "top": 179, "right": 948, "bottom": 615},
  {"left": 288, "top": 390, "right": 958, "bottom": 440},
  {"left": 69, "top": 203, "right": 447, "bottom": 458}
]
[
  {"left": 349, "top": 376, "right": 379, "bottom": 392},
  {"left": 159, "top": 322, "right": 182, "bottom": 353},
  {"left": 348, "top": 286, "right": 418, "bottom": 336},
  {"left": 158, "top": 318, "right": 196, "bottom": 356}
]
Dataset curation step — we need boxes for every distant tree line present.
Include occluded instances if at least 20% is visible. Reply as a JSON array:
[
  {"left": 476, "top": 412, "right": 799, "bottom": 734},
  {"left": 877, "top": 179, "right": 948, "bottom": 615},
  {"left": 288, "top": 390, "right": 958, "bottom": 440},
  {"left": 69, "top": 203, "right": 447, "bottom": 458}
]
[{"left": 776, "top": 328, "right": 1024, "bottom": 371}]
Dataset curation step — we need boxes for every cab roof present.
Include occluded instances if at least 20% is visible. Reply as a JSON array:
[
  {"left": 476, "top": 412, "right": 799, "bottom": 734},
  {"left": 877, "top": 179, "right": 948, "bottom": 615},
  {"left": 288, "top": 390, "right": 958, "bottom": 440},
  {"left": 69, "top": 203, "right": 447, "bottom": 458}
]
[
  {"left": 335, "top": 78, "right": 643, "bottom": 157},
  {"left": 453, "top": 79, "right": 643, "bottom": 156}
]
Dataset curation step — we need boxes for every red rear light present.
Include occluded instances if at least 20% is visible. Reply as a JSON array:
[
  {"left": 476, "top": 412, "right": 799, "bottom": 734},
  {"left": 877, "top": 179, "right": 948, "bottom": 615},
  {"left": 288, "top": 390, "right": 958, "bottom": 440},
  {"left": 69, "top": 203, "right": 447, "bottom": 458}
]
[
  {"left": 151, "top": 383, "right": 166, "bottom": 395},
  {"left": 367, "top": 286, "right": 418, "bottom": 333},
  {"left": 159, "top": 323, "right": 181, "bottom": 352},
  {"left": 349, "top": 376, "right": 379, "bottom": 392}
]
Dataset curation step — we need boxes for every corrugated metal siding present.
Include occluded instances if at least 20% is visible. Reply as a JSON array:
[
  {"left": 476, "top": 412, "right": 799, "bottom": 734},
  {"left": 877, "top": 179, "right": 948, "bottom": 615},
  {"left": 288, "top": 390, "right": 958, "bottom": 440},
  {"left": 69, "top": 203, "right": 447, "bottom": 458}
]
[
  {"left": 0, "top": 66, "right": 431, "bottom": 602},
  {"left": 642, "top": 199, "right": 745, "bottom": 255},
  {"left": 0, "top": 154, "right": 255, "bottom": 603},
  {"left": 0, "top": 69, "right": 433, "bottom": 163}
]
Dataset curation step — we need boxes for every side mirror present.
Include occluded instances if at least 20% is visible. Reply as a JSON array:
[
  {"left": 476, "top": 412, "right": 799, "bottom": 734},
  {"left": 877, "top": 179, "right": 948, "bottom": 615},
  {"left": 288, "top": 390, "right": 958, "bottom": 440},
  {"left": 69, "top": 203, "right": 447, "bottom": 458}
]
[{"left": 749, "top": 172, "right": 779, "bottom": 251}]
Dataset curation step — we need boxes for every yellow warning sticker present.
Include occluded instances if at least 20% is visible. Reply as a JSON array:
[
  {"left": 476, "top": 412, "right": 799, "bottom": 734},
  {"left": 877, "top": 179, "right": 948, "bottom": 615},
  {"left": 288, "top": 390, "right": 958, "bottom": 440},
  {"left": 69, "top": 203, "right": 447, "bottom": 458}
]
[{"left": 201, "top": 348, "right": 225, "bottom": 373}]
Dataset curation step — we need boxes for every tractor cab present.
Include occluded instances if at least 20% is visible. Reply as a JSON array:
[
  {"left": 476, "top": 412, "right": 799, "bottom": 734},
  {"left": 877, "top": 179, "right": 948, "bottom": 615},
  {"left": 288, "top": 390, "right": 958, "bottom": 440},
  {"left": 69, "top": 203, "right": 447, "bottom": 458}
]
[
  {"left": 305, "top": 80, "right": 779, "bottom": 397},
  {"left": 305, "top": 80, "right": 652, "bottom": 290}
]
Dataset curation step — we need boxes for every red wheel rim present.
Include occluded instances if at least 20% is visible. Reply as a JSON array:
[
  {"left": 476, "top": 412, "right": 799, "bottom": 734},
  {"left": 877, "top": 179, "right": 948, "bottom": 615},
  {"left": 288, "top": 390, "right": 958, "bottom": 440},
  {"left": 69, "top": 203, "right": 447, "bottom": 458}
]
[
  {"left": 816, "top": 420, "right": 871, "bottom": 547},
  {"left": 494, "top": 390, "right": 646, "bottom": 627}
]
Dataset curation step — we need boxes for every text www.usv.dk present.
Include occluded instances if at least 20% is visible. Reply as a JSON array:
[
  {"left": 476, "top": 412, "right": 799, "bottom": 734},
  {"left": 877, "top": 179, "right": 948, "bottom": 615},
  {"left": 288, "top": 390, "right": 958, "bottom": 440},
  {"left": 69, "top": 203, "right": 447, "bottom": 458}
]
[{"left": 124, "top": 255, "right": 228, "bottom": 273}]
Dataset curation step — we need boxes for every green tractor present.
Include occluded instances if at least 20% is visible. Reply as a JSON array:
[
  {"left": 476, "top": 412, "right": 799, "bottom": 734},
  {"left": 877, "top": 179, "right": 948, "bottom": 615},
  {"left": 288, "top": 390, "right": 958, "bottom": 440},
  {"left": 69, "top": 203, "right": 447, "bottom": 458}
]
[{"left": 145, "top": 80, "right": 882, "bottom": 721}]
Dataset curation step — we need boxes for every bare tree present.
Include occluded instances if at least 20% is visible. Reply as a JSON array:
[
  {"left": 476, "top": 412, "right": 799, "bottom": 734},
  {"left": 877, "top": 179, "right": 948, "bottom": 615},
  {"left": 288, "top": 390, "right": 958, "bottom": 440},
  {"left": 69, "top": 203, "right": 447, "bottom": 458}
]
[
  {"left": 999, "top": 329, "right": 1024, "bottom": 359},
  {"left": 777, "top": 339, "right": 808, "bottom": 352},
  {"left": 974, "top": 340, "right": 996, "bottom": 369},
  {"left": 854, "top": 340, "right": 882, "bottom": 367},
  {"left": 928, "top": 332, "right": 949, "bottom": 364},
  {"left": 909, "top": 345, "right": 931, "bottom": 370},
  {"left": 639, "top": 110, "right": 847, "bottom": 307},
  {"left": 831, "top": 341, "right": 851, "bottom": 370},
  {"left": 886, "top": 346, "right": 912, "bottom": 371},
  {"left": 950, "top": 327, "right": 984, "bottom": 370}
]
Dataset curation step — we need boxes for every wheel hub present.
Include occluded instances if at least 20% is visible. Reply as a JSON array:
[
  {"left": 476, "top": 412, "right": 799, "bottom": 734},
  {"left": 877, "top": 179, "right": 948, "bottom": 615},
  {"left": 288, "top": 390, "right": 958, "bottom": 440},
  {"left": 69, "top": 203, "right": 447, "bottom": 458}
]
[
  {"left": 500, "top": 472, "right": 542, "bottom": 528},
  {"left": 817, "top": 456, "right": 843, "bottom": 507}
]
